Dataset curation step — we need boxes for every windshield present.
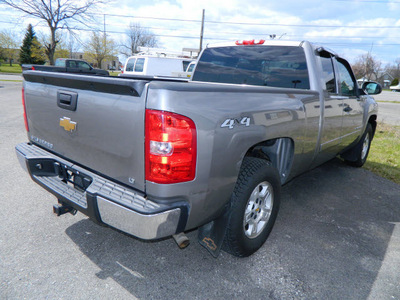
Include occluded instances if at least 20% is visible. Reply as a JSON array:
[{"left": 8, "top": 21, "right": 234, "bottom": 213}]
[{"left": 192, "top": 45, "right": 309, "bottom": 89}]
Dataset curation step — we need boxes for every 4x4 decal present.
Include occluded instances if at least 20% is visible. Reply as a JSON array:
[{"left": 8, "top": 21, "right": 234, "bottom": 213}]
[{"left": 221, "top": 117, "right": 251, "bottom": 129}]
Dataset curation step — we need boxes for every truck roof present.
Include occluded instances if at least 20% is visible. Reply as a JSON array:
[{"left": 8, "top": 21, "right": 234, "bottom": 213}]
[{"left": 205, "top": 39, "right": 339, "bottom": 59}]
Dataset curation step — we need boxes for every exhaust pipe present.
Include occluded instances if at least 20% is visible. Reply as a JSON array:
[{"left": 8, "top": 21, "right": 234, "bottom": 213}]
[{"left": 172, "top": 233, "right": 190, "bottom": 249}]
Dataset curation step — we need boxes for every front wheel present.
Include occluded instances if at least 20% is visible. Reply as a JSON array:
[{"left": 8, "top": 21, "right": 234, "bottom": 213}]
[
  {"left": 223, "top": 157, "right": 281, "bottom": 257},
  {"left": 343, "top": 123, "right": 373, "bottom": 167}
]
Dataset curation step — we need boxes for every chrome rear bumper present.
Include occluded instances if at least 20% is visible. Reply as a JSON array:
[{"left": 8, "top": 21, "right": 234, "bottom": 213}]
[{"left": 15, "top": 142, "right": 184, "bottom": 240}]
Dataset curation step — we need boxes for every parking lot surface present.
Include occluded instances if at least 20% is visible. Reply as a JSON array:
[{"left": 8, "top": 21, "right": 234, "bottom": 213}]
[{"left": 1, "top": 79, "right": 399, "bottom": 299}]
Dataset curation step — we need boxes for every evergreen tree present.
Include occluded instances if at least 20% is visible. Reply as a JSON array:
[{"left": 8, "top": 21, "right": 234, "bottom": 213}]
[{"left": 19, "top": 24, "right": 46, "bottom": 65}]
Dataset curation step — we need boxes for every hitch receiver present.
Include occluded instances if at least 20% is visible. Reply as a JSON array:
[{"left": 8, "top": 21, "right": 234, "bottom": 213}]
[{"left": 53, "top": 201, "right": 77, "bottom": 216}]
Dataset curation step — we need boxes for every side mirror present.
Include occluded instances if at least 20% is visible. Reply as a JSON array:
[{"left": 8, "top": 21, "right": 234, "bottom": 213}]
[{"left": 361, "top": 81, "right": 382, "bottom": 95}]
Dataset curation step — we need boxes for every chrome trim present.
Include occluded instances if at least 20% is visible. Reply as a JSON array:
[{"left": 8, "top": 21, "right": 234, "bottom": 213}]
[
  {"left": 16, "top": 148, "right": 28, "bottom": 172},
  {"left": 97, "top": 196, "right": 181, "bottom": 240}
]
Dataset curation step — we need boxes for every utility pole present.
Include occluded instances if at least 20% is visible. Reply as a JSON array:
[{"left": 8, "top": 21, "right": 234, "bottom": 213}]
[
  {"left": 104, "top": 14, "right": 106, "bottom": 39},
  {"left": 199, "top": 9, "right": 205, "bottom": 52}
]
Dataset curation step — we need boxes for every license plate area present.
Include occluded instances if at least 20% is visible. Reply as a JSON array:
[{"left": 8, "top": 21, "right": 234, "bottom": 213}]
[{"left": 55, "top": 163, "right": 92, "bottom": 192}]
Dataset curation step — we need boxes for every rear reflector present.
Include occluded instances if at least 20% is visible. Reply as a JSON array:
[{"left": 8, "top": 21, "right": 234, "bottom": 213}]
[{"left": 145, "top": 110, "right": 197, "bottom": 184}]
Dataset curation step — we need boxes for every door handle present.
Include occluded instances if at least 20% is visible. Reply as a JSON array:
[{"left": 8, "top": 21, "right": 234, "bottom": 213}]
[{"left": 57, "top": 90, "right": 78, "bottom": 111}]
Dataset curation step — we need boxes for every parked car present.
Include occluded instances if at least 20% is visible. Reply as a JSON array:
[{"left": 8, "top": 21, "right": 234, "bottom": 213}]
[{"left": 390, "top": 83, "right": 400, "bottom": 92}]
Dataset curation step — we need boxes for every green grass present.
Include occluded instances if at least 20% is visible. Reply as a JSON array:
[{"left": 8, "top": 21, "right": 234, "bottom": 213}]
[
  {"left": 0, "top": 63, "right": 22, "bottom": 73},
  {"left": 0, "top": 79, "right": 22, "bottom": 82},
  {"left": 377, "top": 101, "right": 400, "bottom": 104},
  {"left": 364, "top": 123, "right": 400, "bottom": 185},
  {"left": 109, "top": 71, "right": 121, "bottom": 76}
]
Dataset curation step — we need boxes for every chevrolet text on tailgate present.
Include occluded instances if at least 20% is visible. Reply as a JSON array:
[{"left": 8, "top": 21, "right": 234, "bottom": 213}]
[{"left": 16, "top": 40, "right": 381, "bottom": 257}]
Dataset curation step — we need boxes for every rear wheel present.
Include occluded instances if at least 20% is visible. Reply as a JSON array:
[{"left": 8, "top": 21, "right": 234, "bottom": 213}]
[{"left": 223, "top": 157, "right": 281, "bottom": 257}]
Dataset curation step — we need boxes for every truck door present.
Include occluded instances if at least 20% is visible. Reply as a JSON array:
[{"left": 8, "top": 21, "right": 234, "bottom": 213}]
[{"left": 334, "top": 58, "right": 364, "bottom": 147}]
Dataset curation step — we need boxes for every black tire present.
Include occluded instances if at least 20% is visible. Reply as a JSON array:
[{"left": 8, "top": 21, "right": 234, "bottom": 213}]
[
  {"left": 223, "top": 157, "right": 281, "bottom": 257},
  {"left": 343, "top": 123, "right": 373, "bottom": 168}
]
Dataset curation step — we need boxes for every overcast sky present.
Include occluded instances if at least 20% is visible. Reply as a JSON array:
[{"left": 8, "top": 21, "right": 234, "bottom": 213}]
[{"left": 1, "top": 0, "right": 399, "bottom": 65}]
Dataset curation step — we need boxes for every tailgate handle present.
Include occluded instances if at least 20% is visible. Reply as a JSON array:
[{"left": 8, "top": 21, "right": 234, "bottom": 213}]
[{"left": 57, "top": 91, "right": 78, "bottom": 111}]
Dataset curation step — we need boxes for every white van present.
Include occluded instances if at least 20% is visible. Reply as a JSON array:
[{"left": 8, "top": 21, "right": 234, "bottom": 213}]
[{"left": 122, "top": 56, "right": 193, "bottom": 77}]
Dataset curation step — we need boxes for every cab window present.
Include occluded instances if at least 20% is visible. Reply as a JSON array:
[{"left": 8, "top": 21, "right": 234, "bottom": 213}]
[
  {"left": 134, "top": 58, "right": 145, "bottom": 72},
  {"left": 192, "top": 45, "right": 310, "bottom": 89},
  {"left": 77, "top": 61, "right": 91, "bottom": 70}
]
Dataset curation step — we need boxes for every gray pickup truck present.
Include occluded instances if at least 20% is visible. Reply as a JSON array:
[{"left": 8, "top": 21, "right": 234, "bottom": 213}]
[{"left": 16, "top": 40, "right": 381, "bottom": 257}]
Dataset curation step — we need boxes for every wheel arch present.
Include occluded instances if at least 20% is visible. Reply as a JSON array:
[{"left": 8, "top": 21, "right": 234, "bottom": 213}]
[
  {"left": 368, "top": 114, "right": 377, "bottom": 138},
  {"left": 244, "top": 137, "right": 295, "bottom": 185}
]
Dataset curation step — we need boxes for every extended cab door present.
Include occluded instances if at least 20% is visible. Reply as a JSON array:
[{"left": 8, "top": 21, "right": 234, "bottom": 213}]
[{"left": 334, "top": 58, "right": 364, "bottom": 147}]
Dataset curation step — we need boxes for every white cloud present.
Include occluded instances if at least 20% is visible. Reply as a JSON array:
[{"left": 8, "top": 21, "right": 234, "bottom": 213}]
[{"left": 1, "top": 0, "right": 399, "bottom": 64}]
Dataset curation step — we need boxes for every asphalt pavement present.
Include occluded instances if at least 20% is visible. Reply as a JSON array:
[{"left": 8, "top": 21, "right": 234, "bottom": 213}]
[{"left": 1, "top": 77, "right": 400, "bottom": 299}]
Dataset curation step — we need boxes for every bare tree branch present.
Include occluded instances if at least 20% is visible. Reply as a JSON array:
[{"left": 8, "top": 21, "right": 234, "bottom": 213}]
[
  {"left": 0, "top": 0, "right": 104, "bottom": 65},
  {"left": 119, "top": 23, "right": 159, "bottom": 58}
]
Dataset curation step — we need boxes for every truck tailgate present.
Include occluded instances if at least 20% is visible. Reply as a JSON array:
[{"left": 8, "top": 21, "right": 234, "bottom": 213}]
[{"left": 23, "top": 71, "right": 148, "bottom": 192}]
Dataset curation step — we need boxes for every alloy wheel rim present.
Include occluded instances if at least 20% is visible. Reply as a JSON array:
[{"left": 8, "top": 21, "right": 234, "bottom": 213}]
[
  {"left": 361, "top": 133, "right": 370, "bottom": 160},
  {"left": 243, "top": 181, "right": 274, "bottom": 239}
]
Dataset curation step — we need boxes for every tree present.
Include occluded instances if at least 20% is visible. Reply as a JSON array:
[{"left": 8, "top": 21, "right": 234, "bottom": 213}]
[
  {"left": 0, "top": 0, "right": 104, "bottom": 65},
  {"left": 120, "top": 23, "right": 159, "bottom": 57},
  {"left": 384, "top": 59, "right": 400, "bottom": 82},
  {"left": 68, "top": 34, "right": 80, "bottom": 59},
  {"left": 84, "top": 31, "right": 116, "bottom": 69},
  {"left": 351, "top": 53, "right": 381, "bottom": 81},
  {"left": 0, "top": 30, "right": 18, "bottom": 65},
  {"left": 40, "top": 32, "right": 70, "bottom": 61},
  {"left": 54, "top": 41, "right": 70, "bottom": 61},
  {"left": 19, "top": 24, "right": 46, "bottom": 65}
]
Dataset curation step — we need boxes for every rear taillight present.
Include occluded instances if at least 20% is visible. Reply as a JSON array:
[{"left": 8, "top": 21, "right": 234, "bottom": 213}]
[
  {"left": 145, "top": 109, "right": 197, "bottom": 184},
  {"left": 22, "top": 87, "right": 29, "bottom": 132}
]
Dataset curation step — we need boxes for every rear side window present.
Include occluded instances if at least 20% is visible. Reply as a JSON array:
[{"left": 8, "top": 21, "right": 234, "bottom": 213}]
[
  {"left": 192, "top": 45, "right": 310, "bottom": 89},
  {"left": 135, "top": 58, "right": 145, "bottom": 72},
  {"left": 319, "top": 52, "right": 336, "bottom": 93},
  {"left": 125, "top": 58, "right": 136, "bottom": 72},
  {"left": 68, "top": 61, "right": 76, "bottom": 68}
]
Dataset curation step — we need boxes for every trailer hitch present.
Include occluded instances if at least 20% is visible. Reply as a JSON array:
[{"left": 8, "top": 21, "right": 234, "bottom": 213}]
[{"left": 53, "top": 200, "right": 77, "bottom": 216}]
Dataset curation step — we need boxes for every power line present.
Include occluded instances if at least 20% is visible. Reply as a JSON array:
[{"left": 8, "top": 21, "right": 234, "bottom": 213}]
[
  {"left": 86, "top": 12, "right": 400, "bottom": 29},
  {"left": 2, "top": 12, "right": 400, "bottom": 30}
]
